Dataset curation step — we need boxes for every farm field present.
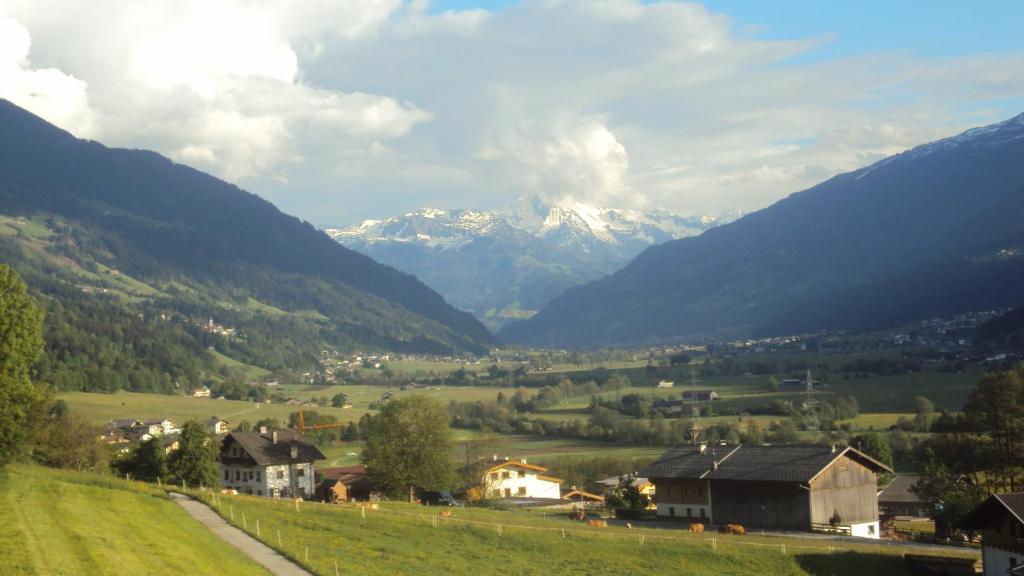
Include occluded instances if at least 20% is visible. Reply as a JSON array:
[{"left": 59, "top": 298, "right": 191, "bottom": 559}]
[
  {"left": 0, "top": 465, "right": 268, "bottom": 575},
  {"left": 194, "top": 490, "right": 977, "bottom": 576},
  {"left": 317, "top": 434, "right": 665, "bottom": 469}
]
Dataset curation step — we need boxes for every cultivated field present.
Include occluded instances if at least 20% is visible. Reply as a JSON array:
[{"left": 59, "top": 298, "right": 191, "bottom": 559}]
[
  {"left": 0, "top": 465, "right": 268, "bottom": 575},
  {"left": 195, "top": 490, "right": 977, "bottom": 576}
]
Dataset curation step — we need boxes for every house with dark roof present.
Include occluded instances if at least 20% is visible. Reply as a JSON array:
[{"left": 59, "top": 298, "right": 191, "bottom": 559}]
[
  {"left": 316, "top": 465, "right": 372, "bottom": 503},
  {"left": 878, "top": 475, "right": 926, "bottom": 518},
  {"left": 639, "top": 444, "right": 891, "bottom": 538},
  {"left": 960, "top": 493, "right": 1024, "bottom": 576},
  {"left": 219, "top": 430, "right": 325, "bottom": 499}
]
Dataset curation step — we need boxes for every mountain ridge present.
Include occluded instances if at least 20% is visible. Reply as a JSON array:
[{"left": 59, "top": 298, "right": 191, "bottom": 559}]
[
  {"left": 327, "top": 197, "right": 736, "bottom": 329},
  {"left": 0, "top": 98, "right": 494, "bottom": 392},
  {"left": 499, "top": 112, "right": 1024, "bottom": 347}
]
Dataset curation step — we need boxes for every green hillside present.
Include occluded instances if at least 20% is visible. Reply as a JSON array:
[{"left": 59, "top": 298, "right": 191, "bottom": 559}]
[
  {"left": 0, "top": 99, "right": 494, "bottom": 394},
  {"left": 195, "top": 491, "right": 975, "bottom": 576},
  {"left": 0, "top": 465, "right": 268, "bottom": 575}
]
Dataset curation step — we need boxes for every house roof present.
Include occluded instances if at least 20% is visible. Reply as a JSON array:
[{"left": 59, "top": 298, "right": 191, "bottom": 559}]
[
  {"left": 462, "top": 459, "right": 550, "bottom": 476},
  {"left": 595, "top": 476, "right": 650, "bottom": 488},
  {"left": 878, "top": 475, "right": 922, "bottom": 504},
  {"left": 640, "top": 444, "right": 891, "bottom": 484},
  {"left": 222, "top": 430, "right": 325, "bottom": 466},
  {"left": 563, "top": 489, "right": 605, "bottom": 502},
  {"left": 959, "top": 493, "right": 1024, "bottom": 530},
  {"left": 318, "top": 465, "right": 367, "bottom": 481}
]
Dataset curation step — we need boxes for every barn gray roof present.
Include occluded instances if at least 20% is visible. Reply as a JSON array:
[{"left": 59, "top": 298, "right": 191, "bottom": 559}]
[
  {"left": 640, "top": 444, "right": 891, "bottom": 483},
  {"left": 878, "top": 475, "right": 922, "bottom": 504},
  {"left": 222, "top": 430, "right": 325, "bottom": 466}
]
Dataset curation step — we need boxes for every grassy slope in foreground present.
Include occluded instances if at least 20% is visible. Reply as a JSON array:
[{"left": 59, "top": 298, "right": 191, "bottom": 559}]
[
  {"left": 198, "top": 493, "right": 976, "bottom": 576},
  {"left": 0, "top": 465, "right": 269, "bottom": 576}
]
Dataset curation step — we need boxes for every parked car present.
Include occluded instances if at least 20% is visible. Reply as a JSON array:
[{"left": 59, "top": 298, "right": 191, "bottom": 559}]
[{"left": 420, "top": 490, "right": 462, "bottom": 506}]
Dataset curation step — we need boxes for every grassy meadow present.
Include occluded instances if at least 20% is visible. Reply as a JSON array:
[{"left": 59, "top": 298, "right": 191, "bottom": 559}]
[
  {"left": 195, "top": 491, "right": 976, "bottom": 576},
  {"left": 0, "top": 465, "right": 268, "bottom": 575}
]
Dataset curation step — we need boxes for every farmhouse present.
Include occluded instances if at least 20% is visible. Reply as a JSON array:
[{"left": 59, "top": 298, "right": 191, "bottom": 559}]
[
  {"left": 219, "top": 429, "right": 325, "bottom": 498},
  {"left": 316, "top": 465, "right": 372, "bottom": 503},
  {"left": 640, "top": 444, "right": 891, "bottom": 538},
  {"left": 878, "top": 475, "right": 926, "bottom": 518},
  {"left": 207, "top": 417, "right": 229, "bottom": 436},
  {"left": 464, "top": 457, "right": 563, "bottom": 500},
  {"left": 191, "top": 386, "right": 211, "bottom": 398},
  {"left": 595, "top": 475, "right": 657, "bottom": 502},
  {"left": 960, "top": 493, "right": 1024, "bottom": 576}
]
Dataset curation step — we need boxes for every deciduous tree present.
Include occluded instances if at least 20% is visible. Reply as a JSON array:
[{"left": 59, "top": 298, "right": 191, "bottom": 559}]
[
  {"left": 0, "top": 264, "right": 46, "bottom": 467},
  {"left": 362, "top": 395, "right": 454, "bottom": 500}
]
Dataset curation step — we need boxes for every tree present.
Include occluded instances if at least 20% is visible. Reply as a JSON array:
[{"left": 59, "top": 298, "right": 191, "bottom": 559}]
[
  {"left": 331, "top": 392, "right": 349, "bottom": 407},
  {"left": 361, "top": 395, "right": 454, "bottom": 500},
  {"left": 850, "top": 432, "right": 894, "bottom": 469},
  {"left": 0, "top": 264, "right": 46, "bottom": 467},
  {"left": 169, "top": 420, "right": 220, "bottom": 488},
  {"left": 607, "top": 474, "right": 650, "bottom": 511},
  {"left": 34, "top": 410, "right": 108, "bottom": 472},
  {"left": 913, "top": 447, "right": 987, "bottom": 538},
  {"left": 914, "top": 396, "right": 935, "bottom": 431},
  {"left": 118, "top": 437, "right": 168, "bottom": 481}
]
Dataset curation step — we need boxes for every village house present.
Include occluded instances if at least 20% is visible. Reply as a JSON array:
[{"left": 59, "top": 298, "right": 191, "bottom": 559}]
[
  {"left": 108, "top": 417, "right": 178, "bottom": 438},
  {"left": 464, "top": 457, "right": 563, "bottom": 500},
  {"left": 877, "top": 475, "right": 926, "bottom": 519},
  {"left": 680, "top": 389, "right": 720, "bottom": 402},
  {"left": 207, "top": 417, "right": 229, "bottom": 436},
  {"left": 596, "top": 475, "right": 657, "bottom": 506},
  {"left": 960, "top": 493, "right": 1024, "bottom": 576},
  {"left": 219, "top": 429, "right": 325, "bottom": 499},
  {"left": 640, "top": 444, "right": 891, "bottom": 538},
  {"left": 191, "top": 386, "right": 211, "bottom": 398},
  {"left": 316, "top": 465, "right": 372, "bottom": 503}
]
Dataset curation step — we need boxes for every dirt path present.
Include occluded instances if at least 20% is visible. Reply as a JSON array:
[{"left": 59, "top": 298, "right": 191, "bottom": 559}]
[{"left": 168, "top": 493, "right": 313, "bottom": 576}]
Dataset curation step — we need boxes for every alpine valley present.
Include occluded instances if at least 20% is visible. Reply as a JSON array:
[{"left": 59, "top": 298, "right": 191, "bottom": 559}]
[
  {"left": 500, "top": 112, "right": 1024, "bottom": 348},
  {"left": 0, "top": 99, "right": 495, "bottom": 393},
  {"left": 327, "top": 197, "right": 737, "bottom": 330}
]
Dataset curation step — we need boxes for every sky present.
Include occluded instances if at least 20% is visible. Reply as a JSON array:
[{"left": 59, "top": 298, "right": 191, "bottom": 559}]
[{"left": 2, "top": 1, "right": 1022, "bottom": 227}]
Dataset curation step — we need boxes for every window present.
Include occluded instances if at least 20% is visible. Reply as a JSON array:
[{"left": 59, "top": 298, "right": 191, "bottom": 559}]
[
  {"left": 256, "top": 471, "right": 261, "bottom": 482},
  {"left": 699, "top": 509, "right": 706, "bottom": 519},
  {"left": 502, "top": 471, "right": 510, "bottom": 480},
  {"left": 518, "top": 471, "right": 526, "bottom": 479},
  {"left": 837, "top": 463, "right": 849, "bottom": 472},
  {"left": 504, "top": 488, "right": 512, "bottom": 497},
  {"left": 517, "top": 486, "right": 526, "bottom": 496},
  {"left": 868, "top": 525, "right": 876, "bottom": 536},
  {"left": 490, "top": 472, "right": 499, "bottom": 481},
  {"left": 224, "top": 469, "right": 229, "bottom": 481},
  {"left": 669, "top": 507, "right": 675, "bottom": 517},
  {"left": 686, "top": 508, "right": 692, "bottom": 518},
  {"left": 277, "top": 470, "right": 284, "bottom": 479},
  {"left": 235, "top": 470, "right": 240, "bottom": 481},
  {"left": 257, "top": 490, "right": 262, "bottom": 496},
  {"left": 298, "top": 468, "right": 305, "bottom": 477}
]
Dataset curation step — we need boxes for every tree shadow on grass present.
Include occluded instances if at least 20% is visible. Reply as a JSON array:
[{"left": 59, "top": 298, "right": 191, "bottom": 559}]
[{"left": 794, "top": 551, "right": 908, "bottom": 576}]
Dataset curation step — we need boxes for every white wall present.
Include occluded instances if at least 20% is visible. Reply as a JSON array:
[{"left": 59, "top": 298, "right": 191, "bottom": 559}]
[
  {"left": 483, "top": 467, "right": 561, "bottom": 499},
  {"left": 983, "top": 545, "right": 1022, "bottom": 576},
  {"left": 656, "top": 503, "right": 710, "bottom": 523},
  {"left": 849, "top": 521, "right": 880, "bottom": 539}
]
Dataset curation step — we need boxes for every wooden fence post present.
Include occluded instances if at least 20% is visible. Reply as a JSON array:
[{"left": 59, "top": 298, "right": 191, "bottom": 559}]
[
  {"left": 256, "top": 519, "right": 260, "bottom": 537},
  {"left": 278, "top": 530, "right": 282, "bottom": 547}
]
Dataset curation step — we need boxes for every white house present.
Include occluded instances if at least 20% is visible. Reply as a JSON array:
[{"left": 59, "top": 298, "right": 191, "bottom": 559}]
[
  {"left": 219, "top": 429, "right": 325, "bottom": 499},
  {"left": 207, "top": 417, "right": 229, "bottom": 435},
  {"left": 467, "top": 457, "right": 562, "bottom": 500},
  {"left": 192, "top": 386, "right": 211, "bottom": 398}
]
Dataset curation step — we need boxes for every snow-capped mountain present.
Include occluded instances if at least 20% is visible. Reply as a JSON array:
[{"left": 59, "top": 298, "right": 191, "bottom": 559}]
[{"left": 326, "top": 197, "right": 736, "bottom": 330}]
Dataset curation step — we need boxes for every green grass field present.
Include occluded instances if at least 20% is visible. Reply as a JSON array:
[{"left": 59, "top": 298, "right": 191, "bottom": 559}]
[
  {"left": 0, "top": 465, "right": 268, "bottom": 575},
  {"left": 210, "top": 349, "right": 272, "bottom": 379},
  {"left": 195, "top": 491, "right": 975, "bottom": 576}
]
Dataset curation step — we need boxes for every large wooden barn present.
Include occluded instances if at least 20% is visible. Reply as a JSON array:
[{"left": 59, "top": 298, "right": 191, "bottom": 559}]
[{"left": 640, "top": 444, "right": 891, "bottom": 538}]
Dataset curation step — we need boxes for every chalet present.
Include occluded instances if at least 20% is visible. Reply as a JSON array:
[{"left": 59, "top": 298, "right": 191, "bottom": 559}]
[
  {"left": 108, "top": 417, "right": 177, "bottom": 437},
  {"left": 191, "top": 386, "right": 211, "bottom": 398},
  {"left": 316, "top": 465, "right": 372, "bottom": 503},
  {"left": 463, "top": 457, "right": 562, "bottom": 500},
  {"left": 219, "top": 430, "right": 325, "bottom": 499},
  {"left": 878, "top": 475, "right": 926, "bottom": 518},
  {"left": 640, "top": 444, "right": 891, "bottom": 538},
  {"left": 960, "top": 493, "right": 1024, "bottom": 576},
  {"left": 207, "top": 417, "right": 229, "bottom": 436},
  {"left": 656, "top": 380, "right": 675, "bottom": 389}
]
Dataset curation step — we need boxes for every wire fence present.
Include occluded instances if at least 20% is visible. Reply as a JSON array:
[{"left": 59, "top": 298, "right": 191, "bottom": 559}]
[{"left": 184, "top": 489, "right": 977, "bottom": 573}]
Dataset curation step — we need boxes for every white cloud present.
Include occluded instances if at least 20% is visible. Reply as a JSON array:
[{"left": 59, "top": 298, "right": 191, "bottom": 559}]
[
  {"left": 0, "top": 0, "right": 428, "bottom": 182},
  {"left": 0, "top": 16, "right": 96, "bottom": 137},
  {"left": 2, "top": 1, "right": 1023, "bottom": 225}
]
